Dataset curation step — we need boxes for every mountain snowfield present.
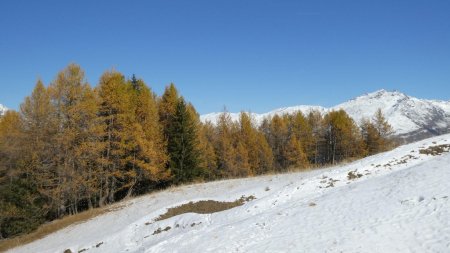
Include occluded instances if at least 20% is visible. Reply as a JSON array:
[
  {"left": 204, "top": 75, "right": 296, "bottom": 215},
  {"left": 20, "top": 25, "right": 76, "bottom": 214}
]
[
  {"left": 8, "top": 134, "right": 450, "bottom": 253},
  {"left": 200, "top": 90, "right": 450, "bottom": 142}
]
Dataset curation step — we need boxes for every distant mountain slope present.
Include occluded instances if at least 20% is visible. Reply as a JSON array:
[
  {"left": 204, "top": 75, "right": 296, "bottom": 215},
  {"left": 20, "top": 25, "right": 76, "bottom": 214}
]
[
  {"left": 0, "top": 104, "right": 8, "bottom": 116},
  {"left": 8, "top": 134, "right": 450, "bottom": 253},
  {"left": 200, "top": 90, "right": 450, "bottom": 142}
]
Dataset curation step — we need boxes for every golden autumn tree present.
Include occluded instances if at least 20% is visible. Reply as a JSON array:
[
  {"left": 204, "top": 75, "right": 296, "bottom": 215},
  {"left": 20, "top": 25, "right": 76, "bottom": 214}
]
[
  {"left": 48, "top": 63, "right": 101, "bottom": 214},
  {"left": 196, "top": 121, "right": 218, "bottom": 179},
  {"left": 214, "top": 111, "right": 237, "bottom": 177},
  {"left": 97, "top": 70, "right": 151, "bottom": 204},
  {"left": 322, "top": 110, "right": 365, "bottom": 164},
  {"left": 129, "top": 75, "right": 170, "bottom": 193},
  {"left": 361, "top": 108, "right": 394, "bottom": 155},
  {"left": 20, "top": 80, "right": 62, "bottom": 217}
]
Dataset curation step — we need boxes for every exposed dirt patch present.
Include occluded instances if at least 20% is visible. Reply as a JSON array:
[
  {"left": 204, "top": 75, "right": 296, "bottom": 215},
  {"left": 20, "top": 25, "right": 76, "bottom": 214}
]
[
  {"left": 419, "top": 144, "right": 450, "bottom": 156},
  {"left": 155, "top": 195, "right": 256, "bottom": 221}
]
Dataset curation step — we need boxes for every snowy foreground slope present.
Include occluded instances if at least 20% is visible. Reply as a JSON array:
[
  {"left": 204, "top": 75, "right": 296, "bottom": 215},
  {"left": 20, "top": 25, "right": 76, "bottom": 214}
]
[
  {"left": 201, "top": 90, "right": 450, "bottom": 142},
  {"left": 9, "top": 134, "right": 450, "bottom": 253}
]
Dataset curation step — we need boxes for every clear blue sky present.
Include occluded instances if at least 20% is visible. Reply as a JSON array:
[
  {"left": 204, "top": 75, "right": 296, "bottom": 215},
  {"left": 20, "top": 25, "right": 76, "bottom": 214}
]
[{"left": 1, "top": 0, "right": 449, "bottom": 114}]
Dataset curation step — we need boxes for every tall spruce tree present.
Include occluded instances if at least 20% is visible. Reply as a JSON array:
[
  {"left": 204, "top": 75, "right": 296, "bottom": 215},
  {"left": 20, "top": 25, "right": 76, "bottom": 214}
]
[{"left": 167, "top": 99, "right": 201, "bottom": 183}]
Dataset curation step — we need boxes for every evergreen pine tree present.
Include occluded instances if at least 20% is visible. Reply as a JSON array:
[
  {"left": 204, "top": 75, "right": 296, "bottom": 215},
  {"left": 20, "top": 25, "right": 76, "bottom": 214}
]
[{"left": 167, "top": 99, "right": 201, "bottom": 183}]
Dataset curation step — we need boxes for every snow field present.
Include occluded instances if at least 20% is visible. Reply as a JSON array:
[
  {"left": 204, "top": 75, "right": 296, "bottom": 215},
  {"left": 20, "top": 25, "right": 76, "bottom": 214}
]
[{"left": 9, "top": 134, "right": 450, "bottom": 253}]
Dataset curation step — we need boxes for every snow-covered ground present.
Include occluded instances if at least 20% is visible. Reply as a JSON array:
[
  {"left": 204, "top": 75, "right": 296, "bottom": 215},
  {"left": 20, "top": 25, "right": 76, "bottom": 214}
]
[{"left": 8, "top": 134, "right": 450, "bottom": 253}]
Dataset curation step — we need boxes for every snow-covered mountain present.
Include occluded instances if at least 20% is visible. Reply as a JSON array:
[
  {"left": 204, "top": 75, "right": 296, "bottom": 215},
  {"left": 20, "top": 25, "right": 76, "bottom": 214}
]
[
  {"left": 0, "top": 104, "right": 7, "bottom": 116},
  {"left": 201, "top": 89, "right": 450, "bottom": 142},
  {"left": 8, "top": 134, "right": 450, "bottom": 253}
]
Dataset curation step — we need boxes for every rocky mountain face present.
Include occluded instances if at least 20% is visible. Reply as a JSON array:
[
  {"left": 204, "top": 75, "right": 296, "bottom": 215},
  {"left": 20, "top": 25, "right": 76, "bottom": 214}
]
[{"left": 200, "top": 90, "right": 450, "bottom": 143}]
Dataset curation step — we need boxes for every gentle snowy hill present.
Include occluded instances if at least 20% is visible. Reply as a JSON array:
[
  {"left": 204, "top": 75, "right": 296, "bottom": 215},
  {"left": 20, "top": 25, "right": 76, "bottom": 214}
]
[
  {"left": 0, "top": 104, "right": 7, "bottom": 116},
  {"left": 201, "top": 90, "right": 450, "bottom": 142},
  {"left": 8, "top": 134, "right": 450, "bottom": 253}
]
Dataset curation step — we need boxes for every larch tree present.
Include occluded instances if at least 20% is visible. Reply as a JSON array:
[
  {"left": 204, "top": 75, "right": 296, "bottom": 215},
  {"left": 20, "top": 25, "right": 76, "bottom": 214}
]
[
  {"left": 266, "top": 115, "right": 290, "bottom": 171},
  {"left": 196, "top": 121, "right": 217, "bottom": 180},
  {"left": 307, "top": 110, "right": 325, "bottom": 164},
  {"left": 373, "top": 108, "right": 394, "bottom": 151},
  {"left": 283, "top": 134, "right": 308, "bottom": 170},
  {"left": 129, "top": 76, "right": 169, "bottom": 194},
  {"left": 158, "top": 83, "right": 180, "bottom": 140},
  {"left": 20, "top": 80, "right": 60, "bottom": 217},
  {"left": 0, "top": 111, "right": 45, "bottom": 238},
  {"left": 214, "top": 111, "right": 237, "bottom": 178},
  {"left": 322, "top": 110, "right": 364, "bottom": 164},
  {"left": 48, "top": 63, "right": 100, "bottom": 214},
  {"left": 288, "top": 112, "right": 314, "bottom": 163},
  {"left": 361, "top": 109, "right": 394, "bottom": 155},
  {"left": 97, "top": 70, "right": 137, "bottom": 204}
]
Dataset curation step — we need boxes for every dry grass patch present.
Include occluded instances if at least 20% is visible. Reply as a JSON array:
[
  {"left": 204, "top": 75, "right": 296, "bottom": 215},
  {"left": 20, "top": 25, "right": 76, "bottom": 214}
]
[
  {"left": 155, "top": 195, "right": 256, "bottom": 221},
  {"left": 0, "top": 205, "right": 117, "bottom": 252},
  {"left": 419, "top": 144, "right": 450, "bottom": 156},
  {"left": 347, "top": 171, "right": 363, "bottom": 180}
]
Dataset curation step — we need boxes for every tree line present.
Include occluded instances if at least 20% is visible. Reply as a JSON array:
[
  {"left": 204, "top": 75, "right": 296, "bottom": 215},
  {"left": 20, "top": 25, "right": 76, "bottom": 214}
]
[{"left": 0, "top": 64, "right": 394, "bottom": 238}]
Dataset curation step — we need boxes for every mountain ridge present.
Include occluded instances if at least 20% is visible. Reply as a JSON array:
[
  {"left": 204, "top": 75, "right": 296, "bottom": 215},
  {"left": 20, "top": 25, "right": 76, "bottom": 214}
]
[{"left": 200, "top": 89, "right": 450, "bottom": 142}]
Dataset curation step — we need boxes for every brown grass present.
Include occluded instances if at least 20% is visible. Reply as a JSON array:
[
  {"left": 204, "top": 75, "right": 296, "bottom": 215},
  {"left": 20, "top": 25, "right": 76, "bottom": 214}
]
[
  {"left": 155, "top": 195, "right": 256, "bottom": 221},
  {"left": 347, "top": 171, "right": 363, "bottom": 180},
  {"left": 0, "top": 205, "right": 116, "bottom": 252},
  {"left": 419, "top": 144, "right": 450, "bottom": 156}
]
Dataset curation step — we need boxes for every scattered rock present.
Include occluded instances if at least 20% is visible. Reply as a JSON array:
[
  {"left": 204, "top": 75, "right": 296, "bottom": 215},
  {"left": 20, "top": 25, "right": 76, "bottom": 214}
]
[
  {"left": 152, "top": 226, "right": 172, "bottom": 235},
  {"left": 347, "top": 171, "right": 363, "bottom": 180}
]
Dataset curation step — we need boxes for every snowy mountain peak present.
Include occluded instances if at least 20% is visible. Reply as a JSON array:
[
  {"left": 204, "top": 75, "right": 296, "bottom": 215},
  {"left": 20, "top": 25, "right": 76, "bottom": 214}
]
[
  {"left": 350, "top": 89, "right": 408, "bottom": 103},
  {"left": 0, "top": 104, "right": 8, "bottom": 116},
  {"left": 200, "top": 90, "right": 450, "bottom": 142}
]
